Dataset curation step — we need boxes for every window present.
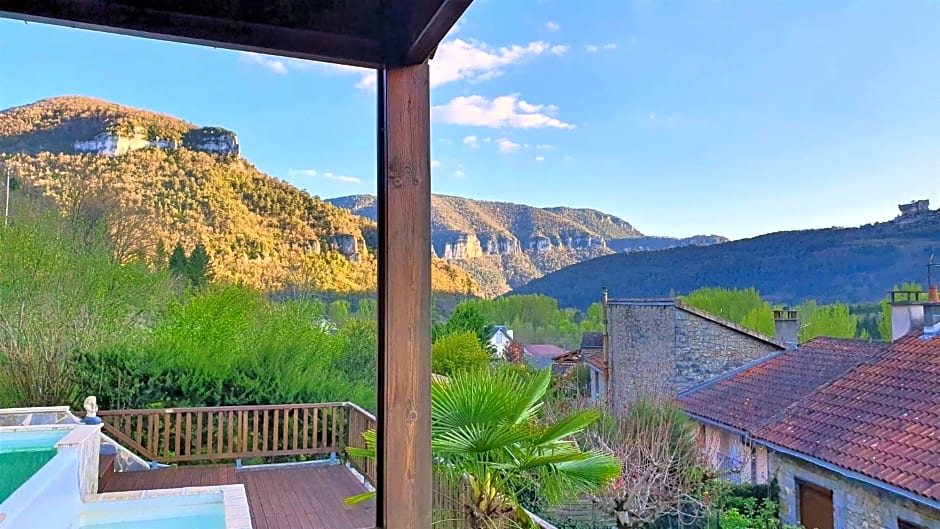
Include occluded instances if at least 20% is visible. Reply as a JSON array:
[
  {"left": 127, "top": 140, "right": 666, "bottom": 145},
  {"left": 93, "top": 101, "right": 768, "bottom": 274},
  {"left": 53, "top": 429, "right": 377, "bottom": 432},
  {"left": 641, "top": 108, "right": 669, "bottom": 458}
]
[
  {"left": 898, "top": 520, "right": 927, "bottom": 529},
  {"left": 797, "top": 480, "right": 834, "bottom": 529}
]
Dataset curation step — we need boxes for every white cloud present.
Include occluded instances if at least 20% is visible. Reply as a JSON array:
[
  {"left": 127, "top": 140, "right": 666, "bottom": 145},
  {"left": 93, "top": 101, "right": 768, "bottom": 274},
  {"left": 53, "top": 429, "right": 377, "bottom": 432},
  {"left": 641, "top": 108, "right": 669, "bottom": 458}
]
[
  {"left": 430, "top": 39, "right": 558, "bottom": 87},
  {"left": 496, "top": 138, "right": 522, "bottom": 154},
  {"left": 322, "top": 172, "right": 362, "bottom": 183},
  {"left": 243, "top": 38, "right": 565, "bottom": 92},
  {"left": 239, "top": 52, "right": 290, "bottom": 73},
  {"left": 288, "top": 169, "right": 361, "bottom": 184},
  {"left": 288, "top": 169, "right": 318, "bottom": 177},
  {"left": 585, "top": 43, "right": 617, "bottom": 53},
  {"left": 432, "top": 94, "right": 574, "bottom": 129},
  {"left": 546, "top": 21, "right": 561, "bottom": 31},
  {"left": 453, "top": 169, "right": 465, "bottom": 178},
  {"left": 462, "top": 135, "right": 479, "bottom": 148},
  {"left": 239, "top": 52, "right": 378, "bottom": 93},
  {"left": 535, "top": 156, "right": 545, "bottom": 162},
  {"left": 432, "top": 160, "right": 442, "bottom": 168},
  {"left": 536, "top": 144, "right": 554, "bottom": 150}
]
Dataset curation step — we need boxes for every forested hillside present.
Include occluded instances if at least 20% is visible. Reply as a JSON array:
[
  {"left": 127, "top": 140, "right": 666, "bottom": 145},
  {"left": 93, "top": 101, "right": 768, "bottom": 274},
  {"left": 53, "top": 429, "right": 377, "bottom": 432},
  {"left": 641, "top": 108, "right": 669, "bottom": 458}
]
[
  {"left": 329, "top": 194, "right": 727, "bottom": 296},
  {"left": 0, "top": 96, "right": 479, "bottom": 294},
  {"left": 513, "top": 216, "right": 940, "bottom": 309}
]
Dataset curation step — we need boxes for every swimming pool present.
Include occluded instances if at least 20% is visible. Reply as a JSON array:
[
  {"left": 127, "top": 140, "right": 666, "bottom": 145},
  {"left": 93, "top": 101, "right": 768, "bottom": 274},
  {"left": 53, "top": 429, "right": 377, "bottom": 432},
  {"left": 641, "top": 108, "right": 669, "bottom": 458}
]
[
  {"left": 73, "top": 501, "right": 225, "bottom": 529},
  {"left": 0, "top": 428, "right": 68, "bottom": 504},
  {"left": 73, "top": 495, "right": 226, "bottom": 529}
]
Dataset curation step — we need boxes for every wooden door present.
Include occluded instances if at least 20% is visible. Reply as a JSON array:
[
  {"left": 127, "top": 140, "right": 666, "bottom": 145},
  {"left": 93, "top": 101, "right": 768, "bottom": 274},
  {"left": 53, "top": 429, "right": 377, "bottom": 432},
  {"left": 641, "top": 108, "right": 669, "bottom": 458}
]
[{"left": 798, "top": 481, "right": 834, "bottom": 529}]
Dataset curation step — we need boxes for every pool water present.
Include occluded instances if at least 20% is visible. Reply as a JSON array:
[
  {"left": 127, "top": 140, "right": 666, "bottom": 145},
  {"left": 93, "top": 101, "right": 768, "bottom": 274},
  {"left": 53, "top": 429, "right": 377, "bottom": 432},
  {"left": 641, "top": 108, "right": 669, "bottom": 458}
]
[
  {"left": 74, "top": 501, "right": 226, "bottom": 529},
  {"left": 0, "top": 449, "right": 58, "bottom": 503},
  {"left": 0, "top": 429, "right": 67, "bottom": 504}
]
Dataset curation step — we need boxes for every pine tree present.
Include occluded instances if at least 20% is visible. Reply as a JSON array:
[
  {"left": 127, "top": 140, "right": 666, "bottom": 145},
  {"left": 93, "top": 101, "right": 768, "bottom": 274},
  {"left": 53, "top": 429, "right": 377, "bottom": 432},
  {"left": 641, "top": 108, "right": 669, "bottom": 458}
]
[
  {"left": 168, "top": 242, "right": 188, "bottom": 278},
  {"left": 187, "top": 244, "right": 210, "bottom": 286}
]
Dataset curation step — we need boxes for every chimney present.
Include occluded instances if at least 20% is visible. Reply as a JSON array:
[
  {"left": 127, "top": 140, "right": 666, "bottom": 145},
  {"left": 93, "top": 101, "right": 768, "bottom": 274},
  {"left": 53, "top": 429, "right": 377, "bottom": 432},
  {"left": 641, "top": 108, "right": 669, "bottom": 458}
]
[
  {"left": 890, "top": 290, "right": 926, "bottom": 341},
  {"left": 773, "top": 308, "right": 799, "bottom": 349},
  {"left": 925, "top": 285, "right": 940, "bottom": 334}
]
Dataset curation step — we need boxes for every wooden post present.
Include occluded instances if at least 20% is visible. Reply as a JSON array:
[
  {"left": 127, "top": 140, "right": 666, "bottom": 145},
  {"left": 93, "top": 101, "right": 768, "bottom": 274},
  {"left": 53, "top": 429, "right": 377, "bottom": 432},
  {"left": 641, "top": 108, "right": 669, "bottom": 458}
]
[{"left": 377, "top": 63, "right": 432, "bottom": 529}]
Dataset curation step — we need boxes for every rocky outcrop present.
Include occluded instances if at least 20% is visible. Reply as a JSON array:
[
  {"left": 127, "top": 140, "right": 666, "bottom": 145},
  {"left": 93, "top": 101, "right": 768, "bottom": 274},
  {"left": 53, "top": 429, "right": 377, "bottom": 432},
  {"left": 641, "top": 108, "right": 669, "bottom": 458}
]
[
  {"left": 478, "top": 234, "right": 520, "bottom": 255},
  {"left": 182, "top": 127, "right": 239, "bottom": 155},
  {"left": 434, "top": 231, "right": 605, "bottom": 259},
  {"left": 433, "top": 232, "right": 484, "bottom": 260},
  {"left": 73, "top": 127, "right": 239, "bottom": 157},
  {"left": 74, "top": 133, "right": 178, "bottom": 156},
  {"left": 330, "top": 234, "right": 360, "bottom": 260}
]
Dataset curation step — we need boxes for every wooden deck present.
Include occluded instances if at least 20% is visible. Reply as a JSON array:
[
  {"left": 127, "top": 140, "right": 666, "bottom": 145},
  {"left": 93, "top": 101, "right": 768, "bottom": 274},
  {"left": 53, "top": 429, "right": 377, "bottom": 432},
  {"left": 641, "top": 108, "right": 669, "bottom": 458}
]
[{"left": 101, "top": 464, "right": 376, "bottom": 529}]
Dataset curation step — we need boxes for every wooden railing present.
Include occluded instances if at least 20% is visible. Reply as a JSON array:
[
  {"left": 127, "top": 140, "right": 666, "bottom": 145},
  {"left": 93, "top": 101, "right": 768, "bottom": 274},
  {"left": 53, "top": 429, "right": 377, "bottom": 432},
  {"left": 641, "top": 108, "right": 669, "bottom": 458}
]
[
  {"left": 95, "top": 402, "right": 556, "bottom": 528},
  {"left": 344, "top": 402, "right": 377, "bottom": 484},
  {"left": 98, "top": 403, "right": 347, "bottom": 464}
]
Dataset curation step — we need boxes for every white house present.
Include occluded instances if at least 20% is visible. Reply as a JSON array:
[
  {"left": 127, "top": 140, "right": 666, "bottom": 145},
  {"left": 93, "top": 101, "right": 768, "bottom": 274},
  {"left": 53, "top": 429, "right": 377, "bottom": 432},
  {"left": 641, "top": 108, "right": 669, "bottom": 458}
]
[{"left": 488, "top": 325, "right": 513, "bottom": 358}]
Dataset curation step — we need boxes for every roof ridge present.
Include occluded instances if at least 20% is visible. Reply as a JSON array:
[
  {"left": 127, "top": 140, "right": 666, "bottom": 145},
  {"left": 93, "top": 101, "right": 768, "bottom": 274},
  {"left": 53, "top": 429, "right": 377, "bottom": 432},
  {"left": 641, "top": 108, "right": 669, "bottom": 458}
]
[{"left": 674, "top": 300, "right": 786, "bottom": 349}]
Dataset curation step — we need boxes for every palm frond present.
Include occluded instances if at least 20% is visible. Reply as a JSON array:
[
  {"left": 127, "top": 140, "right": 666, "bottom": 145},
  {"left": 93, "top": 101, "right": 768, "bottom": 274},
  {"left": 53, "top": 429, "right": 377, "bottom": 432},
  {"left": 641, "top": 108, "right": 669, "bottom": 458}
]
[{"left": 529, "top": 408, "right": 601, "bottom": 446}]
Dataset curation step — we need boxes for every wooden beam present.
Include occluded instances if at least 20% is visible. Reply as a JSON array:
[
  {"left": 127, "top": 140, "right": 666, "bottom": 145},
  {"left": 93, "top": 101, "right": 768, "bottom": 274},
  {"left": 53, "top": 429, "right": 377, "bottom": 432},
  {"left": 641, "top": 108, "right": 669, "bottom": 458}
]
[
  {"left": 0, "top": 0, "right": 385, "bottom": 68},
  {"left": 405, "top": 0, "right": 473, "bottom": 64},
  {"left": 377, "top": 63, "right": 432, "bottom": 529}
]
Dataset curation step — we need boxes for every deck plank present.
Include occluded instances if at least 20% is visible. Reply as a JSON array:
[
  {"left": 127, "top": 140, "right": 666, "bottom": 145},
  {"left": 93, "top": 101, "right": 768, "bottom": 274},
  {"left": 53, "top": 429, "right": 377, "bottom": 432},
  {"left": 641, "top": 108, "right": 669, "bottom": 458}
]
[{"left": 102, "top": 464, "right": 375, "bottom": 529}]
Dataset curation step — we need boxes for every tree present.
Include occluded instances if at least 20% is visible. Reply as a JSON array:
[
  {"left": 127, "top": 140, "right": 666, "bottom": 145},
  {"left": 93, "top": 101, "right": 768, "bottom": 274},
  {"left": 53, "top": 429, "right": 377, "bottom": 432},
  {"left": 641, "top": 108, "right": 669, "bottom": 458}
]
[
  {"left": 169, "top": 242, "right": 188, "bottom": 277},
  {"left": 328, "top": 299, "right": 351, "bottom": 323},
  {"left": 798, "top": 302, "right": 858, "bottom": 341},
  {"left": 878, "top": 282, "right": 924, "bottom": 340},
  {"left": 187, "top": 244, "right": 211, "bottom": 286},
  {"left": 356, "top": 298, "right": 377, "bottom": 320},
  {"left": 585, "top": 400, "right": 711, "bottom": 528},
  {"left": 680, "top": 287, "right": 774, "bottom": 336},
  {"left": 432, "top": 331, "right": 491, "bottom": 376},
  {"left": 168, "top": 242, "right": 212, "bottom": 287},
  {"left": 0, "top": 207, "right": 172, "bottom": 406},
  {"left": 433, "top": 303, "right": 494, "bottom": 350},
  {"left": 346, "top": 368, "right": 621, "bottom": 528}
]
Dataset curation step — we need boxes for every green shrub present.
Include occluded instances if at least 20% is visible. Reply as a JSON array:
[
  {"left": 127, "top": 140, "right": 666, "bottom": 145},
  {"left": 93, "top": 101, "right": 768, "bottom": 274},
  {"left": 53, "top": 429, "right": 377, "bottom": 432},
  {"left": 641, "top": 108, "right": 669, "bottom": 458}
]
[{"left": 431, "top": 331, "right": 491, "bottom": 376}]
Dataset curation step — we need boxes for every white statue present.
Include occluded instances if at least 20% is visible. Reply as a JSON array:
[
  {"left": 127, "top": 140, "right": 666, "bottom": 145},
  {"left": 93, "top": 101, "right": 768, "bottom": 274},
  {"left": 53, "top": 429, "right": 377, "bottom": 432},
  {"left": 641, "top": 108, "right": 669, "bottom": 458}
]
[{"left": 83, "top": 396, "right": 99, "bottom": 418}]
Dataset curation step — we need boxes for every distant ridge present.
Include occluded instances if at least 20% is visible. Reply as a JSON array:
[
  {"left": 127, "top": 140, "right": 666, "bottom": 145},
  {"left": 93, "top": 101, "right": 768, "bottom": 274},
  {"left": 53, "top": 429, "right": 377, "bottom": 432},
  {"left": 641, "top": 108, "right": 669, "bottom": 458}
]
[
  {"left": 329, "top": 194, "right": 728, "bottom": 296},
  {"left": 512, "top": 211, "right": 940, "bottom": 309}
]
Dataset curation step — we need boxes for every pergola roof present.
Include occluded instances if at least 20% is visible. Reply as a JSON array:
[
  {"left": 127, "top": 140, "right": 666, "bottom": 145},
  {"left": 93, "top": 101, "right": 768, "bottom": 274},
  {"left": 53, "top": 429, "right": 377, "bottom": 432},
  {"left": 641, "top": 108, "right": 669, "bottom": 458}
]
[{"left": 0, "top": 0, "right": 472, "bottom": 68}]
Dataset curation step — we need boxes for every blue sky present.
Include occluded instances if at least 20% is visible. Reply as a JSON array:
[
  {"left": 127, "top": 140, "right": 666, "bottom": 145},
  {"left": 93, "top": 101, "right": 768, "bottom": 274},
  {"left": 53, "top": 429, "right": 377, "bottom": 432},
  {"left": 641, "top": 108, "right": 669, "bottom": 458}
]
[{"left": 2, "top": 1, "right": 940, "bottom": 240}]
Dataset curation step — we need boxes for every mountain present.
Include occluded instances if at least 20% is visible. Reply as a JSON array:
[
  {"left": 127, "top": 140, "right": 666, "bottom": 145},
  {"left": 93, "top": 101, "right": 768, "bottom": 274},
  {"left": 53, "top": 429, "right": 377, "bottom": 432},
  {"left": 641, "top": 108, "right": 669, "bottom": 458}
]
[
  {"left": 328, "top": 194, "right": 728, "bottom": 296},
  {"left": 512, "top": 211, "right": 940, "bottom": 309},
  {"left": 0, "top": 96, "right": 479, "bottom": 295}
]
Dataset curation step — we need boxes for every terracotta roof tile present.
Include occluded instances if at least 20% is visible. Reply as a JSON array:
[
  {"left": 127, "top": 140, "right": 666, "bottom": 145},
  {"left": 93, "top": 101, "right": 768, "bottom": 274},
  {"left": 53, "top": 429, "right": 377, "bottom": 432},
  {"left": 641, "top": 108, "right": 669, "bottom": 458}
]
[
  {"left": 754, "top": 333, "right": 940, "bottom": 502},
  {"left": 679, "top": 337, "right": 884, "bottom": 432},
  {"left": 584, "top": 352, "right": 605, "bottom": 371}
]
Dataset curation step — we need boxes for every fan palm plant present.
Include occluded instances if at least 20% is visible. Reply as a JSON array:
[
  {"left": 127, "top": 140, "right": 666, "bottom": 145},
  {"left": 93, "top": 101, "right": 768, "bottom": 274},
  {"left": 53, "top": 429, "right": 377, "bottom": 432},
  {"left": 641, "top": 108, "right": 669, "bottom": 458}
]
[{"left": 346, "top": 367, "right": 620, "bottom": 528}]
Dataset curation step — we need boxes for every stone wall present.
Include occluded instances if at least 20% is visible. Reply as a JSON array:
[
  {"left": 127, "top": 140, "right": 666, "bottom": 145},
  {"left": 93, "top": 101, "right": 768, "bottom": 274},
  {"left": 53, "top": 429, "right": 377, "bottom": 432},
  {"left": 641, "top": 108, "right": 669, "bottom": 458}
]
[
  {"left": 606, "top": 302, "right": 781, "bottom": 411},
  {"left": 607, "top": 303, "right": 676, "bottom": 411},
  {"left": 700, "top": 424, "right": 759, "bottom": 484},
  {"left": 774, "top": 452, "right": 940, "bottom": 529},
  {"left": 674, "top": 309, "right": 781, "bottom": 392}
]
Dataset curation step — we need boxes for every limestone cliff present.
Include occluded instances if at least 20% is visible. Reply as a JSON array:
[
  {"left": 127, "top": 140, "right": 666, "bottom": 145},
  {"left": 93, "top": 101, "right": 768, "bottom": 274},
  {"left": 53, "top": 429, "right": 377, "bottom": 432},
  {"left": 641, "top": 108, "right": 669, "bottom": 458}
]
[{"left": 329, "top": 194, "right": 728, "bottom": 297}]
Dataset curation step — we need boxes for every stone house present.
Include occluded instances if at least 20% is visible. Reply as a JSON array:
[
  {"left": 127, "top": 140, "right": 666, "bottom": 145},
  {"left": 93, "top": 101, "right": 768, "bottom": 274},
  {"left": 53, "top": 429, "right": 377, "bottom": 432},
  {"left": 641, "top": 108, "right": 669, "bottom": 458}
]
[
  {"left": 679, "top": 289, "right": 940, "bottom": 529},
  {"left": 589, "top": 291, "right": 786, "bottom": 411}
]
